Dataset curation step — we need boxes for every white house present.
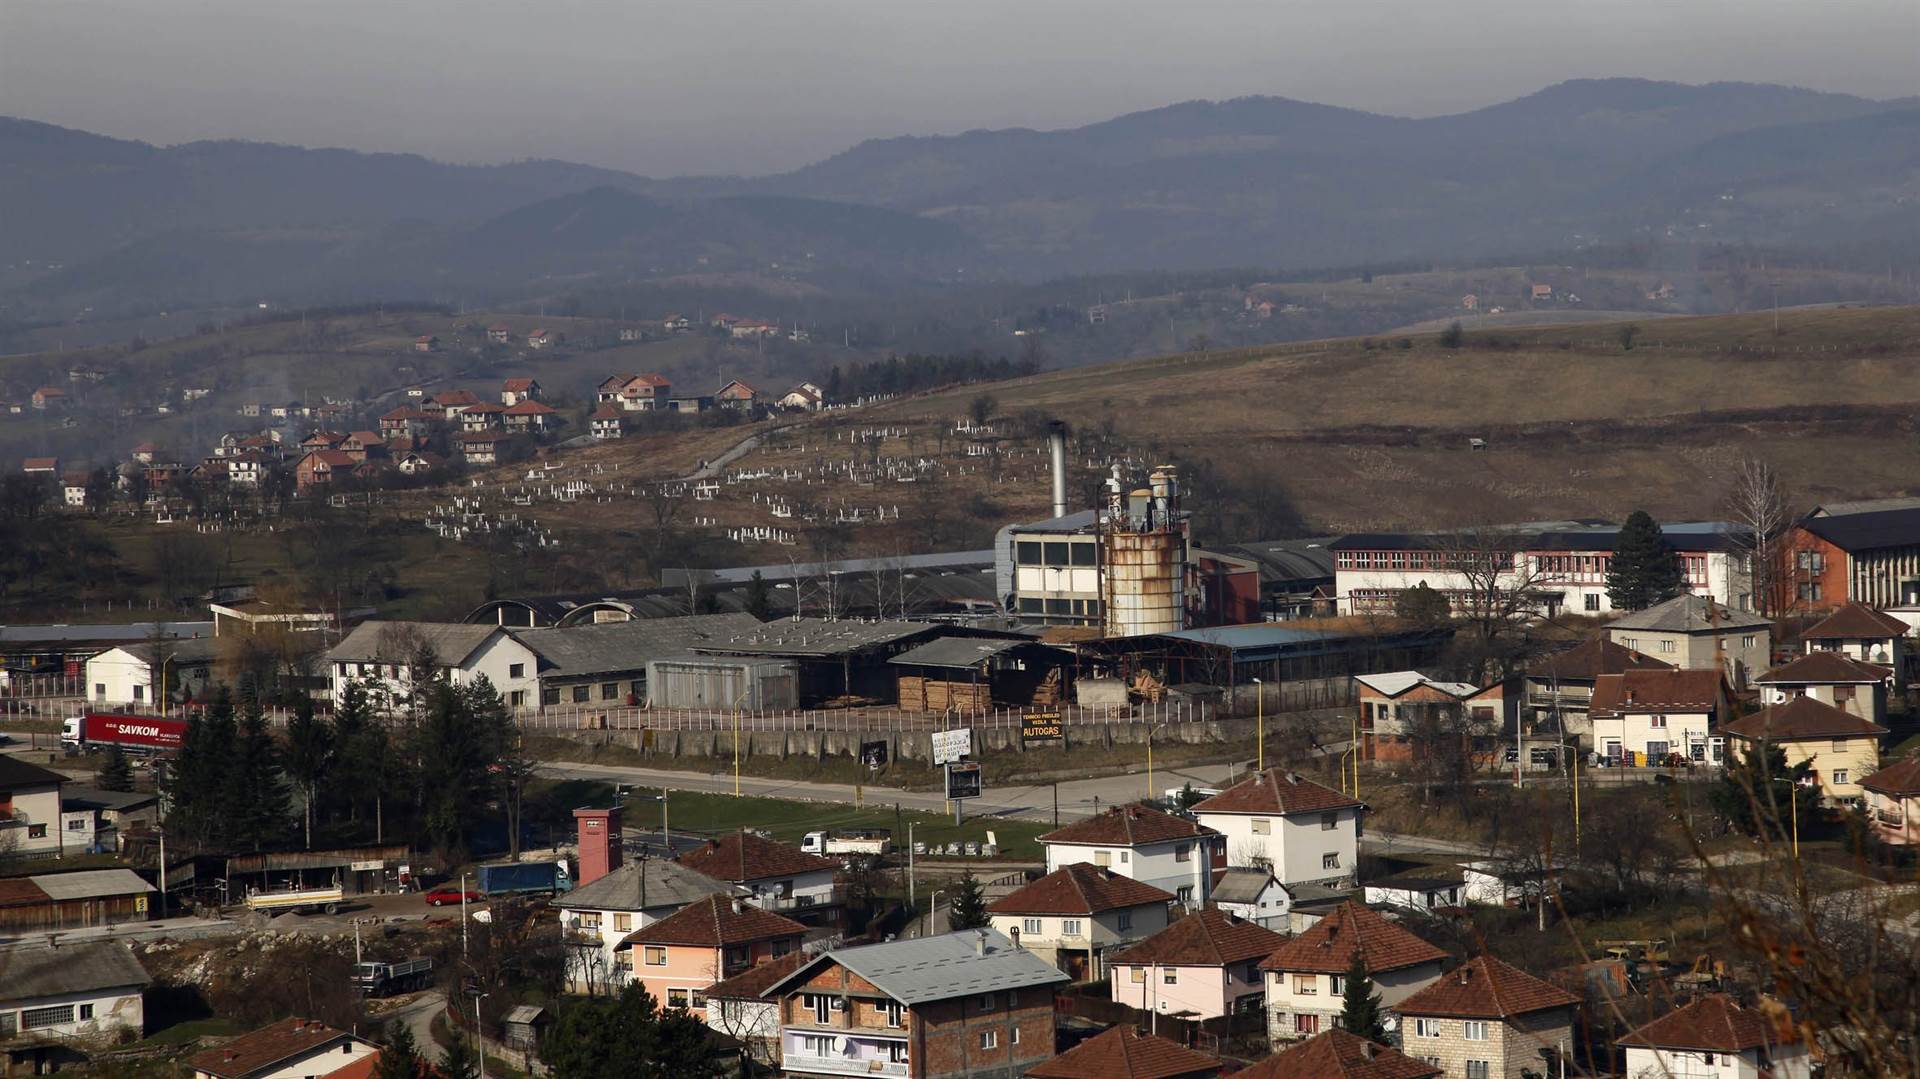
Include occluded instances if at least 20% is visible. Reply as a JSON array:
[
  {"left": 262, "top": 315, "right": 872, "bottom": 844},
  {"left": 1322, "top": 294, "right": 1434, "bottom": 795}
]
[
  {"left": 84, "top": 638, "right": 219, "bottom": 709},
  {"left": 552, "top": 858, "right": 743, "bottom": 994},
  {"left": 1260, "top": 900, "right": 1448, "bottom": 1044},
  {"left": 986, "top": 862, "right": 1173, "bottom": 981},
  {"left": 186, "top": 1017, "right": 381, "bottom": 1079},
  {"left": 323, "top": 621, "right": 542, "bottom": 712},
  {"left": 701, "top": 951, "right": 806, "bottom": 1071},
  {"left": 675, "top": 832, "right": 842, "bottom": 927},
  {"left": 1617, "top": 995, "right": 1811, "bottom": 1079},
  {"left": 1363, "top": 863, "right": 1466, "bottom": 913},
  {"left": 1193, "top": 768, "right": 1363, "bottom": 889},
  {"left": 0, "top": 756, "right": 69, "bottom": 859},
  {"left": 1587, "top": 668, "right": 1730, "bottom": 768},
  {"left": 1800, "top": 601, "right": 1913, "bottom": 688},
  {"left": 0, "top": 941, "right": 149, "bottom": 1068},
  {"left": 1754, "top": 651, "right": 1891, "bottom": 726},
  {"left": 1036, "top": 802, "right": 1222, "bottom": 908},
  {"left": 1209, "top": 866, "right": 1291, "bottom": 929}
]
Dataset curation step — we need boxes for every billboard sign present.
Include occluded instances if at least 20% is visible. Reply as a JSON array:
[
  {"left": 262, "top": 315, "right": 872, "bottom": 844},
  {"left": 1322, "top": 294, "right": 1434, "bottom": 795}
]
[
  {"left": 1019, "top": 712, "right": 1064, "bottom": 746},
  {"left": 931, "top": 728, "right": 973, "bottom": 765},
  {"left": 945, "top": 761, "right": 983, "bottom": 801}
]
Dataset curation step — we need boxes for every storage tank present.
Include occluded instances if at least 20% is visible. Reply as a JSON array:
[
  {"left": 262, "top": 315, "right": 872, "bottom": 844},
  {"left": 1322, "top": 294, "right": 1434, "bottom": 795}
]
[{"left": 1102, "top": 465, "right": 1187, "bottom": 636}]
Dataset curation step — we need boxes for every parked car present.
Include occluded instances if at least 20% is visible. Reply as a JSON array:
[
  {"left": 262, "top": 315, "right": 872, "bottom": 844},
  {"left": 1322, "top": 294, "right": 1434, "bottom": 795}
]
[{"left": 424, "top": 886, "right": 483, "bottom": 907}]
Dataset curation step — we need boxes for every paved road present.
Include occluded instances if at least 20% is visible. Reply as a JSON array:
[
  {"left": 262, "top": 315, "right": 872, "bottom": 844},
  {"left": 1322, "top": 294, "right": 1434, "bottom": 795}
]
[{"left": 680, "top": 423, "right": 797, "bottom": 482}]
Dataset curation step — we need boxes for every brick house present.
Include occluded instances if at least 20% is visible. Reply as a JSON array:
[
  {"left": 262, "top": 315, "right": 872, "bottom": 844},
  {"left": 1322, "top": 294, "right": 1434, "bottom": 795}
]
[
  {"left": 340, "top": 431, "right": 389, "bottom": 460},
  {"left": 622, "top": 893, "right": 805, "bottom": 1016},
  {"left": 1036, "top": 802, "right": 1222, "bottom": 909},
  {"left": 1353, "top": 672, "right": 1504, "bottom": 764},
  {"left": 1861, "top": 757, "right": 1920, "bottom": 847},
  {"left": 1024, "top": 1024, "right": 1224, "bottom": 1079},
  {"left": 378, "top": 407, "right": 434, "bottom": 441},
  {"left": 1523, "top": 638, "right": 1673, "bottom": 740},
  {"left": 1753, "top": 651, "right": 1891, "bottom": 726},
  {"left": 428, "top": 389, "right": 481, "bottom": 420},
  {"left": 1192, "top": 769, "right": 1364, "bottom": 889},
  {"left": 762, "top": 928, "right": 1067, "bottom": 1079},
  {"left": 1587, "top": 669, "right": 1731, "bottom": 768},
  {"left": 675, "top": 832, "right": 842, "bottom": 927},
  {"left": 294, "top": 449, "right": 356, "bottom": 493},
  {"left": 1782, "top": 503, "right": 1920, "bottom": 610},
  {"left": 590, "top": 406, "right": 629, "bottom": 440},
  {"left": 1260, "top": 900, "right": 1448, "bottom": 1044},
  {"left": 1234, "top": 1029, "right": 1442, "bottom": 1079},
  {"left": 1107, "top": 908, "right": 1287, "bottom": 1021},
  {"left": 500, "top": 378, "right": 542, "bottom": 407},
  {"left": 1799, "top": 601, "right": 1913, "bottom": 688},
  {"left": 986, "top": 862, "right": 1173, "bottom": 981},
  {"left": 715, "top": 379, "right": 761, "bottom": 409},
  {"left": 1616, "top": 994, "right": 1810, "bottom": 1079},
  {"left": 1716, "top": 695, "right": 1886, "bottom": 804},
  {"left": 1393, "top": 955, "right": 1579, "bottom": 1079},
  {"left": 502, "top": 399, "right": 559, "bottom": 433}
]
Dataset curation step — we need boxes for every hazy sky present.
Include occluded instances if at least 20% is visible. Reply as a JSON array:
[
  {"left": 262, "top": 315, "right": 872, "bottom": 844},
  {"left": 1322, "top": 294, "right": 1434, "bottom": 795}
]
[{"left": 5, "top": 0, "right": 1917, "bottom": 177}]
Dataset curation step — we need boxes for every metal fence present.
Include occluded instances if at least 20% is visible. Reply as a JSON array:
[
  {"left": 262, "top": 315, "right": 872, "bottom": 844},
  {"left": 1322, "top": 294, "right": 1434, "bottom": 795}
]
[{"left": 512, "top": 698, "right": 1211, "bottom": 734}]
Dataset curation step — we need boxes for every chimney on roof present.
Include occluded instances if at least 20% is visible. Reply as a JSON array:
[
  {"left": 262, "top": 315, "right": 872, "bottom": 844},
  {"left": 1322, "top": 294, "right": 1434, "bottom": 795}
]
[
  {"left": 732, "top": 896, "right": 745, "bottom": 915},
  {"left": 1010, "top": 926, "right": 1020, "bottom": 947},
  {"left": 974, "top": 929, "right": 987, "bottom": 956},
  {"left": 1361, "top": 1042, "right": 1375, "bottom": 1059}
]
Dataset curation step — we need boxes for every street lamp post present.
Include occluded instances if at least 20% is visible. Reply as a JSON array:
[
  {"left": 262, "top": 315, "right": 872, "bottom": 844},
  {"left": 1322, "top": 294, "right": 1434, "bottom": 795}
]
[
  {"left": 158, "top": 654, "right": 176, "bottom": 718},
  {"left": 1251, "top": 678, "right": 1264, "bottom": 773},
  {"left": 473, "top": 991, "right": 490, "bottom": 1079},
  {"left": 907, "top": 823, "right": 916, "bottom": 910}
]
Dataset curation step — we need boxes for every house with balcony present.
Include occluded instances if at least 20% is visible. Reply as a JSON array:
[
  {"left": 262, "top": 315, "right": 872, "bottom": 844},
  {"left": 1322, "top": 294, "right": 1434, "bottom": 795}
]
[
  {"left": 1605, "top": 594, "right": 1772, "bottom": 688},
  {"left": 1107, "top": 908, "right": 1287, "bottom": 1021},
  {"left": 1716, "top": 696, "right": 1886, "bottom": 804},
  {"left": 675, "top": 831, "right": 842, "bottom": 926},
  {"left": 702, "top": 950, "right": 807, "bottom": 1071},
  {"left": 987, "top": 862, "right": 1173, "bottom": 981},
  {"left": 1587, "top": 669, "right": 1731, "bottom": 768},
  {"left": 763, "top": 928, "right": 1067, "bottom": 1079},
  {"left": 553, "top": 859, "right": 743, "bottom": 994},
  {"left": 1037, "top": 802, "right": 1222, "bottom": 908},
  {"left": 1233, "top": 1029, "right": 1441, "bottom": 1079},
  {"left": 1024, "top": 1024, "right": 1224, "bottom": 1079},
  {"left": 502, "top": 399, "right": 559, "bottom": 433},
  {"left": 1617, "top": 994, "right": 1810, "bottom": 1079},
  {"left": 1392, "top": 955, "right": 1580, "bottom": 1079},
  {"left": 1259, "top": 900, "right": 1448, "bottom": 1044},
  {"left": 1353, "top": 672, "right": 1504, "bottom": 764},
  {"left": 0, "top": 940, "right": 149, "bottom": 1075},
  {"left": 1522, "top": 638, "right": 1673, "bottom": 740},
  {"left": 589, "top": 406, "right": 629, "bottom": 440},
  {"left": 621, "top": 893, "right": 805, "bottom": 1015},
  {"left": 1192, "top": 769, "right": 1364, "bottom": 889},
  {"left": 1861, "top": 757, "right": 1920, "bottom": 847},
  {"left": 1799, "top": 601, "right": 1914, "bottom": 688},
  {"left": 1753, "top": 652, "right": 1891, "bottom": 727}
]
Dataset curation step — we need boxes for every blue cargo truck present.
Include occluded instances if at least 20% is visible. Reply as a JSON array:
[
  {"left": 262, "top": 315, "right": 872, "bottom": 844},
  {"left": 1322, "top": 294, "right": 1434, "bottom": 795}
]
[{"left": 474, "top": 860, "right": 573, "bottom": 897}]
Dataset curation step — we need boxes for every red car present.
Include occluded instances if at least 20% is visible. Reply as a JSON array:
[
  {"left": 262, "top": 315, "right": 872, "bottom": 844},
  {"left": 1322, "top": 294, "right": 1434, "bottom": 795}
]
[{"left": 423, "top": 887, "right": 483, "bottom": 907}]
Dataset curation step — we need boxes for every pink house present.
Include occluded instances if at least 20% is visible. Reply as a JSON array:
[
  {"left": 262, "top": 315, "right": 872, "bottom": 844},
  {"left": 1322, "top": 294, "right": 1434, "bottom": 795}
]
[
  {"left": 623, "top": 893, "right": 806, "bottom": 1015},
  {"left": 1107, "top": 908, "right": 1287, "bottom": 1021}
]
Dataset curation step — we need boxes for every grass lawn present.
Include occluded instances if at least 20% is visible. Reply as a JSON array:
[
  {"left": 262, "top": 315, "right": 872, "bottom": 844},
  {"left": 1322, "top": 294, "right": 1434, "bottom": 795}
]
[
  {"left": 121, "top": 1016, "right": 245, "bottom": 1049},
  {"left": 619, "top": 789, "right": 1049, "bottom": 863}
]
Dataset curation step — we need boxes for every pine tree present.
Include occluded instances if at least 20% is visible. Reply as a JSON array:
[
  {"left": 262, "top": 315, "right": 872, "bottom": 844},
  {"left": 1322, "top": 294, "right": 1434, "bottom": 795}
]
[
  {"left": 229, "top": 697, "right": 291, "bottom": 851},
  {"left": 744, "top": 570, "right": 772, "bottom": 621},
  {"left": 1339, "top": 950, "right": 1387, "bottom": 1042},
  {"left": 438, "top": 1029, "right": 480, "bottom": 1079},
  {"left": 97, "top": 744, "right": 135, "bottom": 793},
  {"left": 169, "top": 687, "right": 238, "bottom": 848},
  {"left": 1711, "top": 740, "right": 1819, "bottom": 838},
  {"left": 376, "top": 1021, "right": 422, "bottom": 1079},
  {"left": 948, "top": 870, "right": 989, "bottom": 930},
  {"left": 1606, "top": 510, "right": 1687, "bottom": 611},
  {"left": 282, "top": 696, "right": 334, "bottom": 851},
  {"left": 1439, "top": 321, "right": 1465, "bottom": 349}
]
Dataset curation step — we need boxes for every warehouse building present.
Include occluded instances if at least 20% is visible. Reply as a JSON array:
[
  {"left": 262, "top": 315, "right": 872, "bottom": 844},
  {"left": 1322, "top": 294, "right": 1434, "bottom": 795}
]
[{"left": 0, "top": 869, "right": 156, "bottom": 933}]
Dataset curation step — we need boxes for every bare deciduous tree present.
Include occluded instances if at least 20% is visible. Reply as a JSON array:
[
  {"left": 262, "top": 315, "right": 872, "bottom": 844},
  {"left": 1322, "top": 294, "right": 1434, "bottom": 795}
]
[
  {"left": 1434, "top": 528, "right": 1563, "bottom": 683},
  {"left": 1724, "top": 455, "right": 1792, "bottom": 616}
]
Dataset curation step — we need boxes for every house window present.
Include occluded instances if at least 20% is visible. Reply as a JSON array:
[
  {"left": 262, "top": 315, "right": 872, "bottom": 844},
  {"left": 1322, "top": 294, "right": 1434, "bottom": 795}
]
[
  {"left": 1321, "top": 812, "right": 1338, "bottom": 831},
  {"left": 1584, "top": 593, "right": 1600, "bottom": 612},
  {"left": 1294, "top": 975, "right": 1317, "bottom": 995},
  {"left": 1414, "top": 1018, "right": 1441, "bottom": 1038},
  {"left": 1117, "top": 911, "right": 1133, "bottom": 932},
  {"left": 27, "top": 824, "right": 45, "bottom": 839},
  {"left": 800, "top": 1034, "right": 834, "bottom": 1055},
  {"left": 1799, "top": 582, "right": 1823, "bottom": 602},
  {"left": 1691, "top": 742, "right": 1706, "bottom": 762},
  {"left": 979, "top": 1030, "right": 998, "bottom": 1050},
  {"left": 1659, "top": 640, "right": 1676, "bottom": 654},
  {"left": 1322, "top": 853, "right": 1340, "bottom": 870},
  {"left": 1464, "top": 1020, "right": 1488, "bottom": 1040},
  {"left": 132, "top": 685, "right": 144, "bottom": 701},
  {"left": 1252, "top": 819, "right": 1271, "bottom": 835},
  {"left": 1130, "top": 968, "right": 1145, "bottom": 983},
  {"left": 1163, "top": 968, "right": 1178, "bottom": 985},
  {"left": 577, "top": 912, "right": 601, "bottom": 929},
  {"left": 1833, "top": 739, "right": 1849, "bottom": 753},
  {"left": 1061, "top": 920, "right": 1081, "bottom": 936},
  {"left": 1119, "top": 850, "right": 1129, "bottom": 863},
  {"left": 1295, "top": 1012, "right": 1320, "bottom": 1034},
  {"left": 509, "top": 691, "right": 526, "bottom": 708},
  {"left": 571, "top": 685, "right": 590, "bottom": 703},
  {"left": 644, "top": 946, "right": 666, "bottom": 966},
  {"left": 888, "top": 1042, "right": 910, "bottom": 1063},
  {"left": 509, "top": 663, "right": 525, "bottom": 678},
  {"left": 667, "top": 988, "right": 691, "bottom": 1008},
  {"left": 601, "top": 683, "right": 620, "bottom": 701},
  {"left": 542, "top": 688, "right": 560, "bottom": 706},
  {"left": 78, "top": 1004, "right": 94, "bottom": 1021},
  {"left": 1466, "top": 1062, "right": 1490, "bottom": 1079},
  {"left": 614, "top": 913, "right": 631, "bottom": 932},
  {"left": 1176, "top": 886, "right": 1194, "bottom": 905},
  {"left": 1649, "top": 714, "right": 1667, "bottom": 729},
  {"left": 885, "top": 1002, "right": 904, "bottom": 1028},
  {"left": 1023, "top": 918, "right": 1043, "bottom": 935},
  {"left": 1834, "top": 770, "right": 1849, "bottom": 786},
  {"left": 977, "top": 993, "right": 997, "bottom": 1011},
  {"left": 1797, "top": 551, "right": 1825, "bottom": 572},
  {"left": 1329, "top": 975, "right": 1345, "bottom": 995},
  {"left": 67, "top": 818, "right": 86, "bottom": 831},
  {"left": 804, "top": 994, "right": 831, "bottom": 1023},
  {"left": 20, "top": 1005, "right": 74, "bottom": 1030},
  {"left": 1094, "top": 850, "right": 1111, "bottom": 867},
  {"left": 1742, "top": 635, "right": 1757, "bottom": 648},
  {"left": 1175, "top": 844, "right": 1191, "bottom": 862}
]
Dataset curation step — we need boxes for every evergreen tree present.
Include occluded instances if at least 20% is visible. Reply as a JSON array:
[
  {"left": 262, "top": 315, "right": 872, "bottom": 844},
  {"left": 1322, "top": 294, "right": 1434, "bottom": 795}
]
[
  {"left": 97, "top": 744, "right": 135, "bottom": 793},
  {"left": 1439, "top": 321, "right": 1465, "bottom": 348},
  {"left": 438, "top": 1029, "right": 480, "bottom": 1079},
  {"left": 948, "top": 870, "right": 989, "bottom": 930},
  {"left": 229, "top": 697, "right": 291, "bottom": 851},
  {"left": 1394, "top": 582, "right": 1453, "bottom": 627},
  {"left": 744, "top": 570, "right": 772, "bottom": 621},
  {"left": 1606, "top": 510, "right": 1687, "bottom": 611},
  {"left": 282, "top": 696, "right": 334, "bottom": 850},
  {"left": 542, "top": 985, "right": 711, "bottom": 1079},
  {"left": 168, "top": 688, "right": 238, "bottom": 848},
  {"left": 376, "top": 1021, "right": 423, "bottom": 1079},
  {"left": 1339, "top": 951, "right": 1387, "bottom": 1042},
  {"left": 1711, "top": 741, "right": 1819, "bottom": 838}
]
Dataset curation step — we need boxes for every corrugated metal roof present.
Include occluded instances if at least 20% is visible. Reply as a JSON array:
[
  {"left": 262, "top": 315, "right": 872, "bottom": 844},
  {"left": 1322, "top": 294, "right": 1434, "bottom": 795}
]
[
  {"left": 327, "top": 621, "right": 501, "bottom": 665},
  {"left": 0, "top": 621, "right": 213, "bottom": 645},
  {"left": 511, "top": 614, "right": 766, "bottom": 676},
  {"left": 1331, "top": 521, "right": 1746, "bottom": 554},
  {"left": 769, "top": 929, "right": 1067, "bottom": 1006},
  {"left": 27, "top": 868, "right": 155, "bottom": 900},
  {"left": 692, "top": 618, "right": 948, "bottom": 658},
  {"left": 104, "top": 637, "right": 224, "bottom": 666},
  {"left": 1160, "top": 625, "right": 1339, "bottom": 649},
  {"left": 1217, "top": 539, "right": 1337, "bottom": 585},
  {"left": 0, "top": 940, "right": 150, "bottom": 999},
  {"left": 888, "top": 637, "right": 1030, "bottom": 669},
  {"left": 553, "top": 859, "right": 739, "bottom": 913},
  {"left": 679, "top": 550, "right": 995, "bottom": 585}
]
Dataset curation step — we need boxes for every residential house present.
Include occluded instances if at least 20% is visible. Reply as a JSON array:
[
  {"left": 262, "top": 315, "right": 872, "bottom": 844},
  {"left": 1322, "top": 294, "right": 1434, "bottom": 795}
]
[
  {"left": 1460, "top": 294, "right": 1478, "bottom": 311},
  {"left": 428, "top": 389, "right": 481, "bottom": 420},
  {"left": 1107, "top": 908, "right": 1286, "bottom": 1021},
  {"left": 1024, "top": 1024, "right": 1224, "bottom": 1079},
  {"left": 708, "top": 313, "right": 740, "bottom": 331},
  {"left": 661, "top": 315, "right": 691, "bottom": 333},
  {"left": 1528, "top": 284, "right": 1553, "bottom": 302},
  {"left": 1799, "top": 601, "right": 1913, "bottom": 687},
  {"left": 460, "top": 403, "right": 505, "bottom": 431},
  {"left": 1646, "top": 282, "right": 1677, "bottom": 301},
  {"left": 294, "top": 449, "right": 357, "bottom": 493},
  {"left": 618, "top": 326, "right": 647, "bottom": 342},
  {"left": 1781, "top": 502, "right": 1920, "bottom": 610},
  {"left": 0, "top": 941, "right": 150, "bottom": 1072},
  {"left": 300, "top": 431, "right": 346, "bottom": 452},
  {"left": 31, "top": 387, "right": 66, "bottom": 410},
  {"left": 599, "top": 373, "right": 672, "bottom": 411},
  {"left": 1209, "top": 866, "right": 1291, "bottom": 929},
  {"left": 1716, "top": 696, "right": 1886, "bottom": 803},
  {"left": 486, "top": 324, "right": 512, "bottom": 344},
  {"left": 1587, "top": 669, "right": 1731, "bottom": 767},
  {"left": 730, "top": 319, "right": 780, "bottom": 339},
  {"left": 323, "top": 620, "right": 541, "bottom": 712},
  {"left": 456, "top": 432, "right": 512, "bottom": 467},
  {"left": 1393, "top": 955, "right": 1580, "bottom": 1079},
  {"left": 61, "top": 787, "right": 160, "bottom": 853},
  {"left": 186, "top": 1017, "right": 380, "bottom": 1079},
  {"left": 500, "top": 378, "right": 542, "bottom": 407},
  {"left": 1616, "top": 994, "right": 1810, "bottom": 1079},
  {"left": 1520, "top": 633, "right": 1674, "bottom": 733},
  {"left": 623, "top": 893, "right": 806, "bottom": 1014},
  {"left": 527, "top": 328, "right": 560, "bottom": 349},
  {"left": 780, "top": 385, "right": 824, "bottom": 411},
  {"left": 702, "top": 950, "right": 808, "bottom": 1070},
  {"left": 226, "top": 453, "right": 268, "bottom": 487},
  {"left": 1605, "top": 594, "right": 1772, "bottom": 687},
  {"left": 1364, "top": 863, "right": 1466, "bottom": 913},
  {"left": 666, "top": 395, "right": 714, "bottom": 414},
  {"left": 589, "top": 406, "right": 629, "bottom": 440},
  {"left": 1861, "top": 757, "right": 1920, "bottom": 847},
  {"left": 310, "top": 403, "right": 348, "bottom": 426},
  {"left": 339, "top": 431, "right": 389, "bottom": 460},
  {"left": 676, "top": 831, "right": 842, "bottom": 926},
  {"left": 715, "top": 379, "right": 760, "bottom": 409},
  {"left": 761, "top": 928, "right": 1068, "bottom": 1079},
  {"left": 987, "top": 863, "right": 1173, "bottom": 981},
  {"left": 21, "top": 457, "right": 57, "bottom": 476},
  {"left": 1260, "top": 900, "right": 1448, "bottom": 1044},
  {"left": 0, "top": 756, "right": 68, "bottom": 859},
  {"left": 1192, "top": 768, "right": 1364, "bottom": 888},
  {"left": 502, "top": 399, "right": 558, "bottom": 433},
  {"left": 377, "top": 407, "right": 434, "bottom": 441},
  {"left": 1037, "top": 802, "right": 1222, "bottom": 908},
  {"left": 60, "top": 472, "right": 90, "bottom": 508},
  {"left": 1234, "top": 1029, "right": 1442, "bottom": 1079},
  {"left": 129, "top": 442, "right": 159, "bottom": 465},
  {"left": 396, "top": 450, "right": 445, "bottom": 476},
  {"left": 1753, "top": 651, "right": 1891, "bottom": 726},
  {"left": 413, "top": 335, "right": 438, "bottom": 353},
  {"left": 84, "top": 637, "right": 219, "bottom": 709},
  {"left": 1353, "top": 672, "right": 1505, "bottom": 763}
]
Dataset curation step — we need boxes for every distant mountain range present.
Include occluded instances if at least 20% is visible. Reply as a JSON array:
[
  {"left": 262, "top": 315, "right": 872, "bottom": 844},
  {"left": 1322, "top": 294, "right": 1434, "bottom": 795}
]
[{"left": 5, "top": 78, "right": 1920, "bottom": 313}]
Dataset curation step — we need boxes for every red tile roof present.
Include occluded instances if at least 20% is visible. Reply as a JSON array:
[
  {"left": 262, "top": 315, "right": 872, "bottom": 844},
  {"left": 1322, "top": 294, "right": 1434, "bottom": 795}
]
[
  {"left": 590, "top": 406, "right": 625, "bottom": 421},
  {"left": 1109, "top": 908, "right": 1286, "bottom": 969},
  {"left": 1617, "top": 994, "right": 1796, "bottom": 1052},
  {"left": 1534, "top": 638, "right": 1673, "bottom": 681},
  {"left": 303, "top": 449, "right": 356, "bottom": 468},
  {"left": 1755, "top": 651, "right": 1892, "bottom": 685},
  {"left": 626, "top": 893, "right": 806, "bottom": 948},
  {"left": 1260, "top": 901, "right": 1448, "bottom": 975},
  {"left": 0, "top": 878, "right": 50, "bottom": 908},
  {"left": 462, "top": 402, "right": 505, "bottom": 414},
  {"left": 431, "top": 390, "right": 482, "bottom": 407},
  {"left": 186, "top": 1018, "right": 357, "bottom": 1079},
  {"left": 502, "top": 378, "right": 537, "bottom": 391},
  {"left": 1394, "top": 955, "right": 1579, "bottom": 1020},
  {"left": 702, "top": 949, "right": 808, "bottom": 1001},
  {"left": 1026, "top": 1025, "right": 1224, "bottom": 1079},
  {"left": 320, "top": 1054, "right": 380, "bottom": 1079},
  {"left": 675, "top": 831, "right": 836, "bottom": 883},
  {"left": 1588, "top": 669, "right": 1724, "bottom": 718},
  {"left": 1716, "top": 695, "right": 1887, "bottom": 742},
  {"left": 503, "top": 399, "right": 557, "bottom": 415},
  {"left": 1039, "top": 802, "right": 1219, "bottom": 847},
  {"left": 1802, "top": 602, "right": 1910, "bottom": 640},
  {"left": 1192, "top": 768, "right": 1362, "bottom": 817},
  {"left": 21, "top": 457, "right": 57, "bottom": 471},
  {"left": 1233, "top": 1029, "right": 1442, "bottom": 1079},
  {"left": 987, "top": 863, "right": 1174, "bottom": 916},
  {"left": 1862, "top": 756, "right": 1920, "bottom": 796}
]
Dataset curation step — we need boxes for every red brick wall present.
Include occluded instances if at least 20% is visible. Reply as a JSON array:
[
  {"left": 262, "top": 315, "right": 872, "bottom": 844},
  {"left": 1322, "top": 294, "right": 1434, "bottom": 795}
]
[
  {"left": 1781, "top": 528, "right": 1848, "bottom": 614},
  {"left": 912, "top": 988, "right": 1053, "bottom": 1079}
]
